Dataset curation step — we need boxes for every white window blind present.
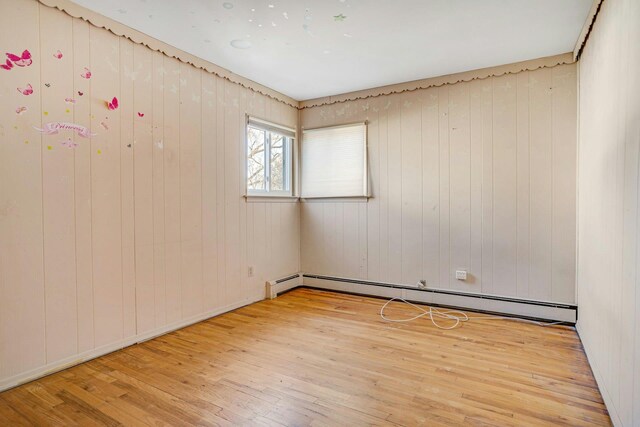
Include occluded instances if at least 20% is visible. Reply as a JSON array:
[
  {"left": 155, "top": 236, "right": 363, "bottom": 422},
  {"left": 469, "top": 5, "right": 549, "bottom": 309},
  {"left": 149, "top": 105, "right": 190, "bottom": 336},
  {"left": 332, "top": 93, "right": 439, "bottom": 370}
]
[{"left": 301, "top": 123, "right": 367, "bottom": 198}]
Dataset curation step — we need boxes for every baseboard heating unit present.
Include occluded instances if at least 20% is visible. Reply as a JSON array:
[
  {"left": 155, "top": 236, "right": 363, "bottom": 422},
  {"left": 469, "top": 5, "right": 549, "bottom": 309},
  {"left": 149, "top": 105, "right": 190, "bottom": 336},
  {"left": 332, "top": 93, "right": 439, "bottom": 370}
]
[{"left": 282, "top": 274, "right": 577, "bottom": 324}]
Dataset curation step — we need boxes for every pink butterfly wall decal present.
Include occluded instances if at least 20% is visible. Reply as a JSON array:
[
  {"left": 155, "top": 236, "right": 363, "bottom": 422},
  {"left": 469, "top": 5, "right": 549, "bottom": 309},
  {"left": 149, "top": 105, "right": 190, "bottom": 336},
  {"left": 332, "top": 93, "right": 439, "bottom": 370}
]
[
  {"left": 16, "top": 106, "right": 27, "bottom": 115},
  {"left": 1, "top": 59, "right": 13, "bottom": 70},
  {"left": 65, "top": 97, "right": 76, "bottom": 104},
  {"left": 137, "top": 112, "right": 144, "bottom": 117},
  {"left": 106, "top": 97, "right": 118, "bottom": 110},
  {"left": 81, "top": 67, "right": 91, "bottom": 79},
  {"left": 6, "top": 50, "right": 32, "bottom": 67},
  {"left": 17, "top": 83, "right": 33, "bottom": 95},
  {"left": 53, "top": 50, "right": 63, "bottom": 59}
]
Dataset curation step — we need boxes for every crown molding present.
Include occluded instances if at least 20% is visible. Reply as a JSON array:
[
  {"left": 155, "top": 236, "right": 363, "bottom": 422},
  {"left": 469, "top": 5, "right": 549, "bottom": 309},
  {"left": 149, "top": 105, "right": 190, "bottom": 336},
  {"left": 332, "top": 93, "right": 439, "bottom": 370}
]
[
  {"left": 37, "top": 0, "right": 299, "bottom": 109},
  {"left": 299, "top": 53, "right": 575, "bottom": 109}
]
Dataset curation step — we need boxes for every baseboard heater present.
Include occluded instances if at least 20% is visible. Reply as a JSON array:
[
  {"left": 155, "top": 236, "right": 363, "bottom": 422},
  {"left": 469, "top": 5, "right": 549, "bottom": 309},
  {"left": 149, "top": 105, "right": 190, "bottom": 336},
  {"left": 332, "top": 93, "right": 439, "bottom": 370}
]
[
  {"left": 301, "top": 274, "right": 577, "bottom": 324},
  {"left": 266, "top": 273, "right": 303, "bottom": 299}
]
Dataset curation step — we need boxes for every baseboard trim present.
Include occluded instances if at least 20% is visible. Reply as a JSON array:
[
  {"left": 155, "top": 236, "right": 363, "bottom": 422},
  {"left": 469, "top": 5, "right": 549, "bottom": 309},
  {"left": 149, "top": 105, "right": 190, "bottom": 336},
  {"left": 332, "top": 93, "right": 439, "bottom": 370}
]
[
  {"left": 0, "top": 296, "right": 260, "bottom": 393},
  {"left": 301, "top": 274, "right": 577, "bottom": 323}
]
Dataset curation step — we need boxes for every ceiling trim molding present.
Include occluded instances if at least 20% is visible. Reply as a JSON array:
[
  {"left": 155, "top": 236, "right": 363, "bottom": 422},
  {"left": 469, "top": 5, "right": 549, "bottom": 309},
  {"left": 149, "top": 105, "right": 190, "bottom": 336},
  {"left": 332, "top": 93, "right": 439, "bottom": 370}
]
[
  {"left": 37, "top": 0, "right": 299, "bottom": 109},
  {"left": 299, "top": 53, "right": 575, "bottom": 109},
  {"left": 572, "top": 0, "right": 605, "bottom": 61}
]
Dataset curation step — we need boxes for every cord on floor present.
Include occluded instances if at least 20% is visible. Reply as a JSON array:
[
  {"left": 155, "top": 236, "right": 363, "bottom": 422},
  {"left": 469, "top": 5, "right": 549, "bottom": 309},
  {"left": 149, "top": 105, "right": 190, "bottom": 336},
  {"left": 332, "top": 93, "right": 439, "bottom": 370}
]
[{"left": 379, "top": 297, "right": 565, "bottom": 329}]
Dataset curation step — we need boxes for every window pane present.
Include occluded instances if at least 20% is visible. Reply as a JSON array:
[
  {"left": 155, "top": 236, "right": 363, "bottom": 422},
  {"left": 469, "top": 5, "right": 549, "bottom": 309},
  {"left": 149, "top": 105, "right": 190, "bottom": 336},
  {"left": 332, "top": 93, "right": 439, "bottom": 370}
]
[
  {"left": 270, "top": 133, "right": 286, "bottom": 191},
  {"left": 247, "top": 127, "right": 266, "bottom": 190}
]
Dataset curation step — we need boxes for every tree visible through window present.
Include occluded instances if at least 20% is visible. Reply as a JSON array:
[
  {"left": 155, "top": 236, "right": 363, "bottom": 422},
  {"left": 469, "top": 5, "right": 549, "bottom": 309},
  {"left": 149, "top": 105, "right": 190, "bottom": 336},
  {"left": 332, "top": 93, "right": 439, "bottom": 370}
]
[
  {"left": 270, "top": 134, "right": 284, "bottom": 191},
  {"left": 246, "top": 119, "right": 293, "bottom": 196},
  {"left": 247, "top": 127, "right": 266, "bottom": 190}
]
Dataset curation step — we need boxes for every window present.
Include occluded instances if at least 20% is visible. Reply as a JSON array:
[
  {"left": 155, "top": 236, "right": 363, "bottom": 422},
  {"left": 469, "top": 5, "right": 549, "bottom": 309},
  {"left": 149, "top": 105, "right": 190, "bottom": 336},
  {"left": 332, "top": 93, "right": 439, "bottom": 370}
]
[
  {"left": 301, "top": 122, "right": 368, "bottom": 198},
  {"left": 246, "top": 117, "right": 295, "bottom": 196}
]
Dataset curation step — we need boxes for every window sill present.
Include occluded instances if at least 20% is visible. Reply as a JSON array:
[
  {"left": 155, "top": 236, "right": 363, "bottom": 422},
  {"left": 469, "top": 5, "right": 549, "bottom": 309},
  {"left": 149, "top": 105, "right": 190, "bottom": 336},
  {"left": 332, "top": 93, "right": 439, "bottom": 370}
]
[
  {"left": 244, "top": 195, "right": 300, "bottom": 203},
  {"left": 301, "top": 196, "right": 370, "bottom": 203}
]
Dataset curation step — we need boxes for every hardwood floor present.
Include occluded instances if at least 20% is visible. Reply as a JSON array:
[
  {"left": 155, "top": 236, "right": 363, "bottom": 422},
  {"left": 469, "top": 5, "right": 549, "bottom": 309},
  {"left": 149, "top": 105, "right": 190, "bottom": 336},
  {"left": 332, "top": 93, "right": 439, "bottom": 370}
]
[{"left": 0, "top": 288, "right": 610, "bottom": 426}]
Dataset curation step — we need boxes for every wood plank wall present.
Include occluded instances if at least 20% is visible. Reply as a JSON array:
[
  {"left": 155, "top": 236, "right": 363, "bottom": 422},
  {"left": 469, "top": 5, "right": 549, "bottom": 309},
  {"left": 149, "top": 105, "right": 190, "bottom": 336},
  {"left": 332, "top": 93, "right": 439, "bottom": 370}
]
[
  {"left": 300, "top": 63, "right": 577, "bottom": 304},
  {"left": 0, "top": 0, "right": 299, "bottom": 387},
  {"left": 576, "top": 0, "right": 640, "bottom": 425}
]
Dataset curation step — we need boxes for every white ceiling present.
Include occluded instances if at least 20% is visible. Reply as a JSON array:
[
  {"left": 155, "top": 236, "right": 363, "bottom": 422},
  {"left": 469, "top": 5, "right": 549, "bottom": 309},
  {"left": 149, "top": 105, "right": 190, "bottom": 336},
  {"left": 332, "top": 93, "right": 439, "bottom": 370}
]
[{"left": 70, "top": 0, "right": 593, "bottom": 101}]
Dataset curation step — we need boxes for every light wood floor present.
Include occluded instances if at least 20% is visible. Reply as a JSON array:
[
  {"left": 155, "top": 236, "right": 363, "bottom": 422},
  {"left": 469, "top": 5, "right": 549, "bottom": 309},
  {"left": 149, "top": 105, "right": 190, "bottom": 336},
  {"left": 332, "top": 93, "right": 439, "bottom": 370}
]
[{"left": 0, "top": 288, "right": 610, "bottom": 426}]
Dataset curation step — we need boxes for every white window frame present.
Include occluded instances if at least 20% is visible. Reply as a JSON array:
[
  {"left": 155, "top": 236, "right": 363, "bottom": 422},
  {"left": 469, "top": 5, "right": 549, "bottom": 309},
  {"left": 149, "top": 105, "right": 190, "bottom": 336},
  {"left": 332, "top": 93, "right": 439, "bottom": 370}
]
[{"left": 245, "top": 116, "right": 295, "bottom": 198}]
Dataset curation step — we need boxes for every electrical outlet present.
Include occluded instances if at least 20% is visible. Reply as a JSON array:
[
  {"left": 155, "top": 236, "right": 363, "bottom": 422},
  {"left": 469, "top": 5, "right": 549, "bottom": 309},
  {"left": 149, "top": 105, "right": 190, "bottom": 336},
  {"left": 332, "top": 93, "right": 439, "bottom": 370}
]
[
  {"left": 248, "top": 266, "right": 254, "bottom": 277},
  {"left": 455, "top": 270, "right": 467, "bottom": 281}
]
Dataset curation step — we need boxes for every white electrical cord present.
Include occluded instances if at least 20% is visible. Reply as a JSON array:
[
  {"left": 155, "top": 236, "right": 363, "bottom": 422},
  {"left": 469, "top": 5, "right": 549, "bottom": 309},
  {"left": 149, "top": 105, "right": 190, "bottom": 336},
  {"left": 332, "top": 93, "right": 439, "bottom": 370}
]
[{"left": 379, "top": 297, "right": 566, "bottom": 329}]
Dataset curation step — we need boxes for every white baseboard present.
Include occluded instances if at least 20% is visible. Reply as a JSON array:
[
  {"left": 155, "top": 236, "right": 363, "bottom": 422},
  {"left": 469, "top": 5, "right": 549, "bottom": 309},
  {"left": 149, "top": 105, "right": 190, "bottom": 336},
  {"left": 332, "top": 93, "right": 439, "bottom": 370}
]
[
  {"left": 0, "top": 296, "right": 260, "bottom": 393},
  {"left": 301, "top": 274, "right": 577, "bottom": 323}
]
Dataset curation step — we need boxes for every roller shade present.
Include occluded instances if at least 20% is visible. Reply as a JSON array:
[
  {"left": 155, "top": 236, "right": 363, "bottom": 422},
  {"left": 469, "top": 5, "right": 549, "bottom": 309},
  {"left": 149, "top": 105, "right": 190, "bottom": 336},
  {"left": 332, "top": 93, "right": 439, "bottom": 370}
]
[{"left": 301, "top": 123, "right": 367, "bottom": 198}]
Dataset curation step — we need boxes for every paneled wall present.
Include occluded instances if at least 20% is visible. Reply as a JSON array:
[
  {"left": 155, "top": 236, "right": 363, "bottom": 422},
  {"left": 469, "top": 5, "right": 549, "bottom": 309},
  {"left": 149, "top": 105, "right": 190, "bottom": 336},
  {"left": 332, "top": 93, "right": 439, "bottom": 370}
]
[
  {"left": 300, "top": 63, "right": 577, "bottom": 303},
  {"left": 0, "top": 0, "right": 299, "bottom": 389},
  {"left": 576, "top": 0, "right": 640, "bottom": 425}
]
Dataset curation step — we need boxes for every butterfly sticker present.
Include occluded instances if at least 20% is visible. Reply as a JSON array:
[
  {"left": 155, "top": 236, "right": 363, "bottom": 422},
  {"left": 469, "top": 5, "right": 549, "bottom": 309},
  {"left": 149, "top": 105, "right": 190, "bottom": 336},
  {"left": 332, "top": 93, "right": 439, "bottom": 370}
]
[
  {"left": 16, "top": 106, "right": 27, "bottom": 115},
  {"left": 6, "top": 50, "right": 32, "bottom": 67},
  {"left": 106, "top": 97, "right": 118, "bottom": 110},
  {"left": 137, "top": 112, "right": 144, "bottom": 117},
  {"left": 17, "top": 83, "right": 33, "bottom": 95},
  {"left": 45, "top": 83, "right": 51, "bottom": 88},
  {"left": 1, "top": 59, "right": 13, "bottom": 70},
  {"left": 65, "top": 97, "right": 76, "bottom": 104},
  {"left": 77, "top": 91, "right": 84, "bottom": 96},
  {"left": 80, "top": 67, "right": 91, "bottom": 79},
  {"left": 60, "top": 138, "right": 78, "bottom": 149},
  {"left": 53, "top": 50, "right": 63, "bottom": 59}
]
